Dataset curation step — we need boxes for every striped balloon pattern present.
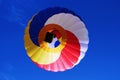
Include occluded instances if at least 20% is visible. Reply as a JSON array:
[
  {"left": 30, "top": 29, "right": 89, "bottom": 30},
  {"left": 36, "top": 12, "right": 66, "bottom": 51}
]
[{"left": 24, "top": 7, "right": 89, "bottom": 72}]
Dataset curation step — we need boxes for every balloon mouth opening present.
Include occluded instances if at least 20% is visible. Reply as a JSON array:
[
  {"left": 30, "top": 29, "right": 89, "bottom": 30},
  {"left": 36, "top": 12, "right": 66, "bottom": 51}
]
[
  {"left": 38, "top": 24, "right": 67, "bottom": 48},
  {"left": 44, "top": 30, "right": 61, "bottom": 48}
]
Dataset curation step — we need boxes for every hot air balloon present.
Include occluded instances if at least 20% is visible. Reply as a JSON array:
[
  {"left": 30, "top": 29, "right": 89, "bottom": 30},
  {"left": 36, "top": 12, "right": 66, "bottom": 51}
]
[{"left": 24, "top": 7, "right": 89, "bottom": 72}]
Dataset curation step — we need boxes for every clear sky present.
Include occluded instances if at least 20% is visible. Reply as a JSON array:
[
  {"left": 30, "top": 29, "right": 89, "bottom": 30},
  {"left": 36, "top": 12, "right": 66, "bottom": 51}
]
[{"left": 0, "top": 0, "right": 120, "bottom": 80}]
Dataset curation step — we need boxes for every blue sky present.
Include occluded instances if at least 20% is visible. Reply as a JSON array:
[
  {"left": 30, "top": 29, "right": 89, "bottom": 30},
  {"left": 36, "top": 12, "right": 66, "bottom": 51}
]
[{"left": 0, "top": 0, "right": 120, "bottom": 80}]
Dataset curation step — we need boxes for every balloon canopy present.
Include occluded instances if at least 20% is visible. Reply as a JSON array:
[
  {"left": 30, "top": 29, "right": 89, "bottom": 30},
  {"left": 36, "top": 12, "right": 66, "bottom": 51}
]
[{"left": 24, "top": 7, "right": 89, "bottom": 72}]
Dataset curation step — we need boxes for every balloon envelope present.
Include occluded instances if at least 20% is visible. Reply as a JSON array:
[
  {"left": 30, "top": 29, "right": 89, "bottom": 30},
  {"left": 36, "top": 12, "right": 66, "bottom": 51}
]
[{"left": 24, "top": 7, "right": 89, "bottom": 72}]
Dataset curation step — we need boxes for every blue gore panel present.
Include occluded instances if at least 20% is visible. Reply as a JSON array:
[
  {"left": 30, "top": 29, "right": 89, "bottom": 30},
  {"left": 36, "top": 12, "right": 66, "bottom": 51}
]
[
  {"left": 29, "top": 7, "right": 82, "bottom": 46},
  {"left": 55, "top": 40, "right": 60, "bottom": 47}
]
